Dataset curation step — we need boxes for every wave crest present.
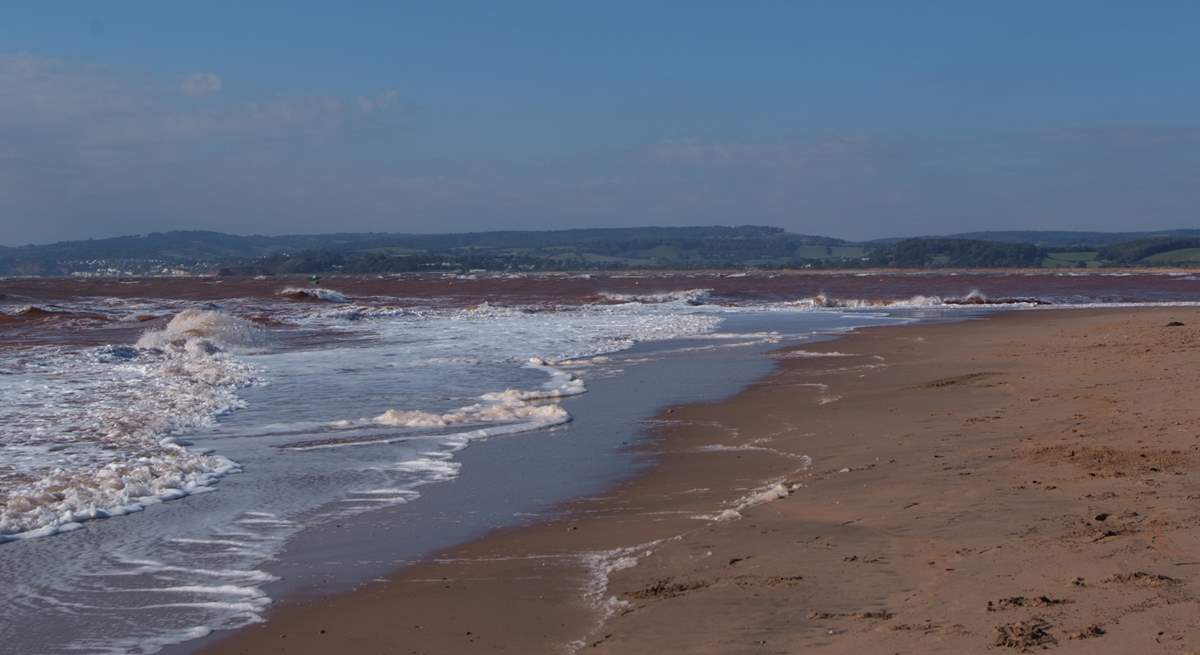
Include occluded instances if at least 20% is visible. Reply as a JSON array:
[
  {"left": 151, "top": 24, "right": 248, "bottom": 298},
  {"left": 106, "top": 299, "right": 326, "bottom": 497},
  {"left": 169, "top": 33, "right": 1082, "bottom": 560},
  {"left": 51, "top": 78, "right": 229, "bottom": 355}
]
[
  {"left": 785, "top": 291, "right": 1049, "bottom": 309},
  {"left": 277, "top": 287, "right": 348, "bottom": 303},
  {"left": 1, "top": 309, "right": 261, "bottom": 542},
  {"left": 594, "top": 289, "right": 711, "bottom": 305},
  {"left": 136, "top": 309, "right": 266, "bottom": 352}
]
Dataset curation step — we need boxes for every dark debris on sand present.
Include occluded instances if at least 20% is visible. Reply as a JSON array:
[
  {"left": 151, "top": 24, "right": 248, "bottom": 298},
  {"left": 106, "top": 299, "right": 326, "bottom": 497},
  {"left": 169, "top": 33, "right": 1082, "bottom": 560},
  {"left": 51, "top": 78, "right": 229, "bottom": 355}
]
[
  {"left": 1067, "top": 624, "right": 1106, "bottom": 640},
  {"left": 623, "top": 578, "right": 710, "bottom": 600},
  {"left": 994, "top": 618, "right": 1057, "bottom": 651},
  {"left": 1102, "top": 571, "right": 1178, "bottom": 587},
  {"left": 808, "top": 609, "right": 894, "bottom": 620},
  {"left": 987, "top": 595, "right": 1071, "bottom": 611}
]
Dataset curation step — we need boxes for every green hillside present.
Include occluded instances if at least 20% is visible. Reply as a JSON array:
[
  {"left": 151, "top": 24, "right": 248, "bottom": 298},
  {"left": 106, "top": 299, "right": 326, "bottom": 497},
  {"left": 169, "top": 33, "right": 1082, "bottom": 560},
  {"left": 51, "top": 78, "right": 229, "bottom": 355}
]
[{"left": 6, "top": 227, "right": 1200, "bottom": 276}]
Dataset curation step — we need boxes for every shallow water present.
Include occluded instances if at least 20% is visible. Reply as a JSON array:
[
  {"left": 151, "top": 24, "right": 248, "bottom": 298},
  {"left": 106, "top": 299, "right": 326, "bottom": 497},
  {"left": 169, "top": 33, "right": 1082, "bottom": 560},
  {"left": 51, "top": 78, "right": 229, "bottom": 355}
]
[{"left": 0, "top": 285, "right": 910, "bottom": 653}]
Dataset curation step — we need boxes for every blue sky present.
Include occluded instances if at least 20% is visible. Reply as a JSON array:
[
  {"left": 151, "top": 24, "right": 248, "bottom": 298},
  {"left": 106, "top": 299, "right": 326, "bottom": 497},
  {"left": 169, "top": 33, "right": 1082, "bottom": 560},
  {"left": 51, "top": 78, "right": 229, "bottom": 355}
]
[{"left": 2, "top": 2, "right": 1200, "bottom": 244}]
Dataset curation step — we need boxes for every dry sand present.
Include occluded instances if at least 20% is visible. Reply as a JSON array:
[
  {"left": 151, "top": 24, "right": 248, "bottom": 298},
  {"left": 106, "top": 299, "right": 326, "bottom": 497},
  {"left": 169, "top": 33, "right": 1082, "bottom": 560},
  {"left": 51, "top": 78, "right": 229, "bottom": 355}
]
[{"left": 204, "top": 308, "right": 1200, "bottom": 654}]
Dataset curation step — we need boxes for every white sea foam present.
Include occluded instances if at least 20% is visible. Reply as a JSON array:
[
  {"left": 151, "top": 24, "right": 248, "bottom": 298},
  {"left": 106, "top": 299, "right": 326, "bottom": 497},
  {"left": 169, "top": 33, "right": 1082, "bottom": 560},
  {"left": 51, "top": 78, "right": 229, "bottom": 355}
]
[
  {"left": 693, "top": 477, "right": 804, "bottom": 522},
  {"left": 68, "top": 626, "right": 215, "bottom": 655},
  {"left": 738, "top": 482, "right": 792, "bottom": 509},
  {"left": 309, "top": 359, "right": 584, "bottom": 451},
  {"left": 695, "top": 442, "right": 811, "bottom": 461},
  {"left": 167, "top": 537, "right": 260, "bottom": 549},
  {"left": 296, "top": 400, "right": 573, "bottom": 452},
  {"left": 597, "top": 288, "right": 712, "bottom": 305},
  {"left": 568, "top": 537, "right": 676, "bottom": 653},
  {"left": 480, "top": 370, "right": 586, "bottom": 401},
  {"left": 783, "top": 293, "right": 949, "bottom": 309},
  {"left": 120, "top": 584, "right": 265, "bottom": 597},
  {"left": 374, "top": 402, "right": 570, "bottom": 428},
  {"left": 317, "top": 304, "right": 419, "bottom": 321},
  {"left": 135, "top": 309, "right": 266, "bottom": 352},
  {"left": 108, "top": 554, "right": 279, "bottom": 583},
  {"left": 772, "top": 289, "right": 1062, "bottom": 311},
  {"left": 779, "top": 350, "right": 855, "bottom": 358},
  {"left": 0, "top": 309, "right": 261, "bottom": 542}
]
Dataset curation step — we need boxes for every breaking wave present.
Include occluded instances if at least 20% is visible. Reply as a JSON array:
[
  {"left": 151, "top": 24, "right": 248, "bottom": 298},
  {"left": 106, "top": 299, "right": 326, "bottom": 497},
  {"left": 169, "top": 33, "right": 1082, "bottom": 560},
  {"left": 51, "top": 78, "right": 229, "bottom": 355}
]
[
  {"left": 0, "top": 309, "right": 262, "bottom": 543},
  {"left": 783, "top": 290, "right": 1050, "bottom": 309},
  {"left": 136, "top": 309, "right": 267, "bottom": 352},
  {"left": 595, "top": 289, "right": 711, "bottom": 305},
  {"left": 277, "top": 287, "right": 349, "bottom": 303},
  {"left": 0, "top": 305, "right": 109, "bottom": 323}
]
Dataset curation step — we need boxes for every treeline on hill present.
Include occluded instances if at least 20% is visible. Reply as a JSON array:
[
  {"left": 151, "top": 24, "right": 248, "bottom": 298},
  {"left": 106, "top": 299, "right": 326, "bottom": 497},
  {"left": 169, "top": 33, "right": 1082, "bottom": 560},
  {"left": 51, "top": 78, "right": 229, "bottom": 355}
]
[
  {"left": 1097, "top": 237, "right": 1200, "bottom": 265},
  {"left": 217, "top": 226, "right": 862, "bottom": 274},
  {"left": 7, "top": 227, "right": 1200, "bottom": 276},
  {"left": 0, "top": 226, "right": 851, "bottom": 275},
  {"left": 223, "top": 236, "right": 1053, "bottom": 274},
  {"left": 870, "top": 239, "right": 1043, "bottom": 268}
]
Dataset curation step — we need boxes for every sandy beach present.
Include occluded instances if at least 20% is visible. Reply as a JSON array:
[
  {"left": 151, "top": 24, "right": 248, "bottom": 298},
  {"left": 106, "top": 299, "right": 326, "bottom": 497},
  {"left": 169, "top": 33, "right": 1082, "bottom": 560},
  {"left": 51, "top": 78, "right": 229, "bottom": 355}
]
[
  {"left": 200, "top": 306, "right": 1200, "bottom": 653},
  {"left": 14, "top": 6, "right": 1200, "bottom": 652}
]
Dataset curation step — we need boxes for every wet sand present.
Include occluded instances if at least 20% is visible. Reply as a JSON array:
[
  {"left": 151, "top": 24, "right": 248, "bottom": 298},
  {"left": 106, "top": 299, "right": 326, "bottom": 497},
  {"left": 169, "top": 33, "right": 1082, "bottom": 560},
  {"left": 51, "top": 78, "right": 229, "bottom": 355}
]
[{"left": 204, "top": 307, "right": 1200, "bottom": 653}]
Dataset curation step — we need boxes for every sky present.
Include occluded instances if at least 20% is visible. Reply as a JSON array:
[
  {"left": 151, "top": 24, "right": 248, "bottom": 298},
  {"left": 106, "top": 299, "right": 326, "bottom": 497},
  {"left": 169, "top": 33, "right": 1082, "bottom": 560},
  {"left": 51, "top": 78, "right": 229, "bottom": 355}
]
[{"left": 2, "top": 2, "right": 1200, "bottom": 245}]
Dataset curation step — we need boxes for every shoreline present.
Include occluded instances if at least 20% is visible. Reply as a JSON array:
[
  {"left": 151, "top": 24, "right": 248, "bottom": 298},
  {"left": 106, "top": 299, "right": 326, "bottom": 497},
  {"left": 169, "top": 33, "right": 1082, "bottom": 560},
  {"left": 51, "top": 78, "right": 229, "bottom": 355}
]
[
  {"left": 178, "top": 321, "right": 798, "bottom": 621},
  {"left": 206, "top": 306, "right": 1200, "bottom": 653}
]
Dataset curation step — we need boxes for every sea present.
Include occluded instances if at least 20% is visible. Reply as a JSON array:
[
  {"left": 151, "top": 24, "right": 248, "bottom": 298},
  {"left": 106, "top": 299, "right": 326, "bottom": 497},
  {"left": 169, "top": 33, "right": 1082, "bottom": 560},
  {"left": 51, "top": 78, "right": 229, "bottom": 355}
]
[{"left": 2, "top": 270, "right": 1199, "bottom": 653}]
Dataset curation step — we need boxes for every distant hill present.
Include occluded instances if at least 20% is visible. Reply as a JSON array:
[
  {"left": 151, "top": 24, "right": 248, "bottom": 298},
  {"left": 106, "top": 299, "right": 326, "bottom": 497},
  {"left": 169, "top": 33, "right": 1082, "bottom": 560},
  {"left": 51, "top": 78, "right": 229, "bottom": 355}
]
[
  {"left": 946, "top": 230, "right": 1200, "bottom": 249},
  {"left": 5, "top": 226, "right": 1200, "bottom": 276},
  {"left": 871, "top": 238, "right": 1042, "bottom": 268},
  {"left": 1097, "top": 237, "right": 1200, "bottom": 264},
  {"left": 0, "top": 226, "right": 862, "bottom": 276}
]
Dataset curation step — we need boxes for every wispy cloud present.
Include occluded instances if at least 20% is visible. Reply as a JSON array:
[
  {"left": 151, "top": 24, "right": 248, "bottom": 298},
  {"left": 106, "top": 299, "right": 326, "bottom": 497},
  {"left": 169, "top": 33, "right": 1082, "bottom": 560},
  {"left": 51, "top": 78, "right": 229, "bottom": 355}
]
[
  {"left": 3, "top": 52, "right": 1200, "bottom": 244},
  {"left": 180, "top": 72, "right": 222, "bottom": 97},
  {"left": 0, "top": 54, "right": 403, "bottom": 147},
  {"left": 0, "top": 53, "right": 411, "bottom": 243}
]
